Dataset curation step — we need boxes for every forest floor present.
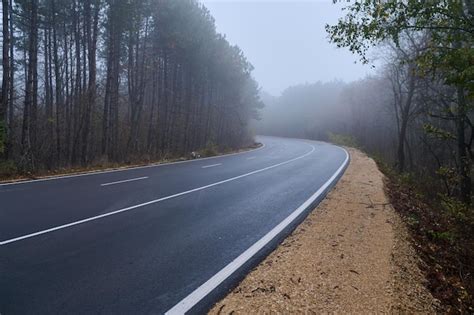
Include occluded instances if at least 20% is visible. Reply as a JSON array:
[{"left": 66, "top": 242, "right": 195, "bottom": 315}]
[
  {"left": 209, "top": 148, "right": 439, "bottom": 314},
  {"left": 0, "top": 143, "right": 262, "bottom": 184}
]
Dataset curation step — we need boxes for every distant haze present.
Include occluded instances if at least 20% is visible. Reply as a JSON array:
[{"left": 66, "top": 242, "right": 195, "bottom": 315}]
[{"left": 201, "top": 0, "right": 375, "bottom": 96}]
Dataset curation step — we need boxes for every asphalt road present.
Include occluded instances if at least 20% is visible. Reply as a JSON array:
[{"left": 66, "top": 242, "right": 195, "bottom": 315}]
[{"left": 0, "top": 136, "right": 348, "bottom": 314}]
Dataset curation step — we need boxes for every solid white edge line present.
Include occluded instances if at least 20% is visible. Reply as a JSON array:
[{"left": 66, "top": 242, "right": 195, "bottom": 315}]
[
  {"left": 0, "top": 144, "right": 315, "bottom": 246},
  {"left": 101, "top": 176, "right": 149, "bottom": 187},
  {"left": 165, "top": 147, "right": 350, "bottom": 315},
  {"left": 201, "top": 164, "right": 222, "bottom": 169},
  {"left": 0, "top": 143, "right": 266, "bottom": 187}
]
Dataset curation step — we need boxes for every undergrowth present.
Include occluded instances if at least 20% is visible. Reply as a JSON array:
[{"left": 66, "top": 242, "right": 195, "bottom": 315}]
[{"left": 376, "top": 158, "right": 474, "bottom": 314}]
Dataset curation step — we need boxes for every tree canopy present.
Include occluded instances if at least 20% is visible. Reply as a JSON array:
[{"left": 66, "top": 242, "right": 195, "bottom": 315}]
[{"left": 326, "top": 0, "right": 474, "bottom": 203}]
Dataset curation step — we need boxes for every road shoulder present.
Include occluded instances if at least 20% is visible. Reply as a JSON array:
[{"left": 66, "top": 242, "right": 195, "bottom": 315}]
[
  {"left": 209, "top": 148, "right": 438, "bottom": 313},
  {"left": 0, "top": 143, "right": 263, "bottom": 185}
]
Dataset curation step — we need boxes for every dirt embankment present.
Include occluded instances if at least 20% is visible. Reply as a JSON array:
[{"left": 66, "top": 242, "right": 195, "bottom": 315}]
[{"left": 210, "top": 148, "right": 438, "bottom": 314}]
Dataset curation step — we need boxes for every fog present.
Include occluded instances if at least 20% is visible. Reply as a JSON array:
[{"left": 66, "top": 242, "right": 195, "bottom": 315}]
[
  {"left": 200, "top": 1, "right": 391, "bottom": 153},
  {"left": 201, "top": 0, "right": 468, "bottom": 196},
  {"left": 2, "top": 1, "right": 471, "bottom": 308},
  {"left": 202, "top": 0, "right": 374, "bottom": 96}
]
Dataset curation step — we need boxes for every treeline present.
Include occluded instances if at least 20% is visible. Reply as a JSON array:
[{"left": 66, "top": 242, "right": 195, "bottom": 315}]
[
  {"left": 257, "top": 82, "right": 346, "bottom": 140},
  {"left": 325, "top": 0, "right": 473, "bottom": 205},
  {"left": 256, "top": 80, "right": 398, "bottom": 170},
  {"left": 0, "top": 0, "right": 263, "bottom": 173},
  {"left": 260, "top": 0, "right": 473, "bottom": 213}
]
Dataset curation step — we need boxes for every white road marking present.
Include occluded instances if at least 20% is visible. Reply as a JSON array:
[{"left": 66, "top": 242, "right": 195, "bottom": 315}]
[
  {"left": 0, "top": 144, "right": 315, "bottom": 246},
  {"left": 246, "top": 157, "right": 256, "bottom": 160},
  {"left": 165, "top": 147, "right": 349, "bottom": 315},
  {"left": 201, "top": 163, "right": 222, "bottom": 169},
  {"left": 0, "top": 143, "right": 266, "bottom": 186},
  {"left": 101, "top": 177, "right": 149, "bottom": 187}
]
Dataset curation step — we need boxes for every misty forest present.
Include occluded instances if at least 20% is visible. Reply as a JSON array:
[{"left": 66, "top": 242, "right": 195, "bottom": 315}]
[
  {"left": 0, "top": 0, "right": 262, "bottom": 172},
  {"left": 1, "top": 0, "right": 474, "bottom": 312}
]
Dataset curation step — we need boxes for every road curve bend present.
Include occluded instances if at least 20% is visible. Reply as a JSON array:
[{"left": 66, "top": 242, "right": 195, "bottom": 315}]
[{"left": 0, "top": 136, "right": 349, "bottom": 314}]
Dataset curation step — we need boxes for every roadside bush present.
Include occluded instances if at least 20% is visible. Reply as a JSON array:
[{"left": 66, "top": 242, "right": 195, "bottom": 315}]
[
  {"left": 0, "top": 160, "right": 18, "bottom": 178},
  {"left": 327, "top": 132, "right": 360, "bottom": 148},
  {"left": 382, "top": 164, "right": 474, "bottom": 312},
  {"left": 201, "top": 142, "right": 218, "bottom": 157},
  {"left": 0, "top": 121, "right": 6, "bottom": 155}
]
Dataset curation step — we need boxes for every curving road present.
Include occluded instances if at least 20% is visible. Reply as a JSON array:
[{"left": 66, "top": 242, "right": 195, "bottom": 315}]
[{"left": 0, "top": 136, "right": 348, "bottom": 314}]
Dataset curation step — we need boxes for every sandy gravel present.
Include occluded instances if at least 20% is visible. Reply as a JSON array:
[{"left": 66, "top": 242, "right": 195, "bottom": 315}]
[{"left": 209, "top": 148, "right": 438, "bottom": 314}]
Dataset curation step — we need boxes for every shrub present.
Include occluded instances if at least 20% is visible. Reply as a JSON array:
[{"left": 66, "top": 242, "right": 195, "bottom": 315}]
[
  {"left": 327, "top": 132, "right": 360, "bottom": 148},
  {"left": 201, "top": 142, "right": 218, "bottom": 157},
  {"left": 0, "top": 160, "right": 18, "bottom": 178}
]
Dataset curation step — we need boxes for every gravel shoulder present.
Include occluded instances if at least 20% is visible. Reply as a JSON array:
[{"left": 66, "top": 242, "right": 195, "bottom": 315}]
[{"left": 209, "top": 148, "right": 438, "bottom": 314}]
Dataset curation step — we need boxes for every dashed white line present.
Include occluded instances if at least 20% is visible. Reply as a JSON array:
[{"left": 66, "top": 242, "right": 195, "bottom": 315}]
[
  {"left": 201, "top": 163, "right": 222, "bottom": 169},
  {"left": 246, "top": 157, "right": 256, "bottom": 160},
  {"left": 101, "top": 177, "right": 149, "bottom": 187},
  {"left": 0, "top": 144, "right": 315, "bottom": 246}
]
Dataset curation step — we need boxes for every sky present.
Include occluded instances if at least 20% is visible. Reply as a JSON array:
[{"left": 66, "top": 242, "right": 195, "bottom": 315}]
[{"left": 200, "top": 0, "right": 375, "bottom": 96}]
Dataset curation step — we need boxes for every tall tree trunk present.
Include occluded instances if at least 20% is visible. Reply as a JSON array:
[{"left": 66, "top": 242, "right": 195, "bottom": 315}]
[
  {"left": 31, "top": 1, "right": 38, "bottom": 163},
  {"left": 457, "top": 85, "right": 471, "bottom": 204},
  {"left": 102, "top": 53, "right": 112, "bottom": 156},
  {"left": 44, "top": 27, "right": 54, "bottom": 167},
  {"left": 81, "top": 0, "right": 99, "bottom": 165},
  {"left": 128, "top": 18, "right": 148, "bottom": 155},
  {"left": 182, "top": 67, "right": 193, "bottom": 154},
  {"left": 22, "top": 0, "right": 38, "bottom": 170},
  {"left": 454, "top": 15, "right": 472, "bottom": 204},
  {"left": 52, "top": 0, "right": 63, "bottom": 165},
  {"left": 397, "top": 116, "right": 408, "bottom": 173},
  {"left": 102, "top": 1, "right": 124, "bottom": 159},
  {"left": 161, "top": 51, "right": 169, "bottom": 154},
  {"left": 397, "top": 66, "right": 416, "bottom": 173},
  {"left": 64, "top": 22, "right": 71, "bottom": 163},
  {"left": 147, "top": 58, "right": 159, "bottom": 154},
  {"left": 7, "top": 0, "right": 14, "bottom": 159},
  {"left": 167, "top": 60, "right": 179, "bottom": 153},
  {"left": 1, "top": 0, "right": 10, "bottom": 158},
  {"left": 71, "top": 0, "right": 82, "bottom": 164}
]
